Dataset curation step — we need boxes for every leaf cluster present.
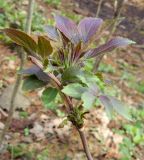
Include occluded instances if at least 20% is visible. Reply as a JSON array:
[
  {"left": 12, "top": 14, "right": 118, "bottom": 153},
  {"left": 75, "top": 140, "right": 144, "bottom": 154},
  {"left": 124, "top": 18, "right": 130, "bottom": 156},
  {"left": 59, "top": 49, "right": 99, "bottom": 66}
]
[{"left": 3, "top": 15, "right": 135, "bottom": 120}]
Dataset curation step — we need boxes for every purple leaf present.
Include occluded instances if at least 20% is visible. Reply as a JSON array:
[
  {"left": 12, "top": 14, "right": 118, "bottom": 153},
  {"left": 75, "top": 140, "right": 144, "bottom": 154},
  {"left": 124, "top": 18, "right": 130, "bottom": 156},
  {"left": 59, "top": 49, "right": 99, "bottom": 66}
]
[
  {"left": 20, "top": 65, "right": 40, "bottom": 75},
  {"left": 99, "top": 95, "right": 113, "bottom": 118},
  {"left": 54, "top": 15, "right": 80, "bottom": 44},
  {"left": 35, "top": 69, "right": 50, "bottom": 82},
  {"left": 78, "top": 17, "right": 103, "bottom": 43},
  {"left": 44, "top": 25, "right": 59, "bottom": 41},
  {"left": 20, "top": 65, "right": 50, "bottom": 82},
  {"left": 107, "top": 96, "right": 131, "bottom": 120},
  {"left": 86, "top": 37, "right": 135, "bottom": 58},
  {"left": 99, "top": 95, "right": 131, "bottom": 120}
]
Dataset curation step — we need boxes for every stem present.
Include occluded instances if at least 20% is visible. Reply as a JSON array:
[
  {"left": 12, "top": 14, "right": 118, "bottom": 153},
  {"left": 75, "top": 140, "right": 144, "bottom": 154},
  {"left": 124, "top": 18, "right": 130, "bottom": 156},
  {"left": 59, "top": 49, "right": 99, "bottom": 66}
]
[
  {"left": 29, "top": 56, "right": 93, "bottom": 160},
  {"left": 96, "top": 0, "right": 103, "bottom": 18},
  {"left": 25, "top": 0, "right": 35, "bottom": 34},
  {"left": 0, "top": 0, "right": 35, "bottom": 145},
  {"left": 108, "top": 0, "right": 125, "bottom": 40},
  {"left": 129, "top": 19, "right": 144, "bottom": 35},
  {"left": 93, "top": 55, "right": 103, "bottom": 73},
  {"left": 78, "top": 129, "right": 93, "bottom": 160},
  {"left": 0, "top": 50, "right": 24, "bottom": 145},
  {"left": 29, "top": 55, "right": 74, "bottom": 111}
]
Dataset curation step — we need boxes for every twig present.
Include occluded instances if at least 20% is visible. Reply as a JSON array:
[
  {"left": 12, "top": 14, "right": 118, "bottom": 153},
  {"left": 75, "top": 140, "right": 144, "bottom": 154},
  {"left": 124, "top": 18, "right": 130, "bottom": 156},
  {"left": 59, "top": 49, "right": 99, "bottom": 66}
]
[
  {"left": 29, "top": 55, "right": 73, "bottom": 111},
  {"left": 108, "top": 0, "right": 125, "bottom": 40},
  {"left": 25, "top": 0, "right": 35, "bottom": 34},
  {"left": 0, "top": 0, "right": 35, "bottom": 145},
  {"left": 129, "top": 19, "right": 144, "bottom": 35},
  {"left": 78, "top": 129, "right": 93, "bottom": 160},
  {"left": 96, "top": 0, "right": 103, "bottom": 18},
  {"left": 0, "top": 48, "right": 24, "bottom": 145}
]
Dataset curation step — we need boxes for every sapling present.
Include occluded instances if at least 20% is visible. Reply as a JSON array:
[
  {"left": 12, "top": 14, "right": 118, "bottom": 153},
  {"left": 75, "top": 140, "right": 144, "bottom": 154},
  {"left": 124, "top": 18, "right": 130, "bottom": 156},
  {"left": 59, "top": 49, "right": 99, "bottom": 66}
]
[
  {"left": 3, "top": 15, "right": 135, "bottom": 160},
  {"left": 0, "top": 0, "right": 35, "bottom": 146}
]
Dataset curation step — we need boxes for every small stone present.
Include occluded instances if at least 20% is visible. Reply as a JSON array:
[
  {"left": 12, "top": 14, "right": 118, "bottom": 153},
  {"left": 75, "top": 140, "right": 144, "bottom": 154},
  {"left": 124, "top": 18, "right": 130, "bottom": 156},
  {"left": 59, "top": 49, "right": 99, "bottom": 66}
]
[
  {"left": 0, "top": 84, "right": 31, "bottom": 111},
  {"left": 22, "top": 137, "right": 33, "bottom": 143},
  {"left": 22, "top": 0, "right": 29, "bottom": 5},
  {"left": 0, "top": 122, "right": 4, "bottom": 130},
  {"left": 30, "top": 122, "right": 45, "bottom": 140}
]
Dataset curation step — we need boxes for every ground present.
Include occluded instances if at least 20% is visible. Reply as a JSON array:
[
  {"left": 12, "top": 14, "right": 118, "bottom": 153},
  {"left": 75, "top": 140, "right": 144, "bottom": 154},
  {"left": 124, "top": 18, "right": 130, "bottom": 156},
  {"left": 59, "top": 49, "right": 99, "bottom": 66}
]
[{"left": 0, "top": 0, "right": 144, "bottom": 159}]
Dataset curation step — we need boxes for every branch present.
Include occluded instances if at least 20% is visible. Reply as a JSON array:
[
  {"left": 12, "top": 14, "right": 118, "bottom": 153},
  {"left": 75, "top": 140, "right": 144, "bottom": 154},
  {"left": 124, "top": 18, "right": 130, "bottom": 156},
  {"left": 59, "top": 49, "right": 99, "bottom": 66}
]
[
  {"left": 29, "top": 55, "right": 93, "bottom": 160},
  {"left": 129, "top": 19, "right": 144, "bottom": 35},
  {"left": 1, "top": 1, "right": 93, "bottom": 159},
  {"left": 96, "top": 0, "right": 103, "bottom": 18},
  {"left": 28, "top": 55, "right": 73, "bottom": 111},
  {"left": 78, "top": 128, "right": 93, "bottom": 160},
  {"left": 108, "top": 0, "right": 125, "bottom": 40},
  {"left": 25, "top": 0, "right": 35, "bottom": 34},
  {"left": 0, "top": 0, "right": 35, "bottom": 145}
]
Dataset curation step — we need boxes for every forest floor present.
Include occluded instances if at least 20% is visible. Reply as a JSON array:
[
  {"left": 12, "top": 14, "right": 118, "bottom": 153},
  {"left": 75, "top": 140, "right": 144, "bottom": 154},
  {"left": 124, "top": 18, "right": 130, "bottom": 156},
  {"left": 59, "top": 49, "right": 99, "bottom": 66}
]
[{"left": 0, "top": 0, "right": 144, "bottom": 159}]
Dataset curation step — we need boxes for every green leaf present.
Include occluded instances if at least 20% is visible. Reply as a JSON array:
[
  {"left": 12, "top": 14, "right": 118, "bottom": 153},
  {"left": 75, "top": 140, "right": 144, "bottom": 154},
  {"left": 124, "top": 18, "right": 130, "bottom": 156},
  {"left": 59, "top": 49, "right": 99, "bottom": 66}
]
[
  {"left": 3, "top": 28, "right": 37, "bottom": 52},
  {"left": 43, "top": 58, "right": 49, "bottom": 69},
  {"left": 43, "top": 101, "right": 57, "bottom": 110},
  {"left": 22, "top": 75, "right": 46, "bottom": 91},
  {"left": 8, "top": 144, "right": 28, "bottom": 158},
  {"left": 19, "top": 111, "right": 28, "bottom": 118},
  {"left": 62, "top": 67, "right": 82, "bottom": 84},
  {"left": 62, "top": 83, "right": 86, "bottom": 99},
  {"left": 135, "top": 81, "right": 144, "bottom": 94},
  {"left": 41, "top": 87, "right": 58, "bottom": 109},
  {"left": 81, "top": 91, "right": 96, "bottom": 109},
  {"left": 24, "top": 128, "right": 30, "bottom": 136},
  {"left": 77, "top": 73, "right": 105, "bottom": 91},
  {"left": 38, "top": 36, "right": 53, "bottom": 58}
]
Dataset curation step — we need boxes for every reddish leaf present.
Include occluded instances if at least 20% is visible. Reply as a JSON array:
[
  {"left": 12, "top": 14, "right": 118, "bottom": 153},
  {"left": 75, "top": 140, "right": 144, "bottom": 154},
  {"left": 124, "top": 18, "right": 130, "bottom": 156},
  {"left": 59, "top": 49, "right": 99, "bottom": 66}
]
[
  {"left": 86, "top": 37, "right": 135, "bottom": 58},
  {"left": 72, "top": 41, "right": 81, "bottom": 61},
  {"left": 99, "top": 95, "right": 113, "bottom": 118},
  {"left": 3, "top": 28, "right": 37, "bottom": 52},
  {"left": 54, "top": 15, "right": 80, "bottom": 44},
  {"left": 38, "top": 36, "right": 53, "bottom": 58},
  {"left": 78, "top": 17, "right": 103, "bottom": 43}
]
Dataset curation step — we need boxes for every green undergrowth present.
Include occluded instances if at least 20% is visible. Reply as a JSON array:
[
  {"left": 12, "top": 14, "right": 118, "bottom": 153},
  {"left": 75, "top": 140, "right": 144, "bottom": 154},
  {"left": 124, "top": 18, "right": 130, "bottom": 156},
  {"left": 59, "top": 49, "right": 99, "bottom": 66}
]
[{"left": 115, "top": 107, "right": 144, "bottom": 160}]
